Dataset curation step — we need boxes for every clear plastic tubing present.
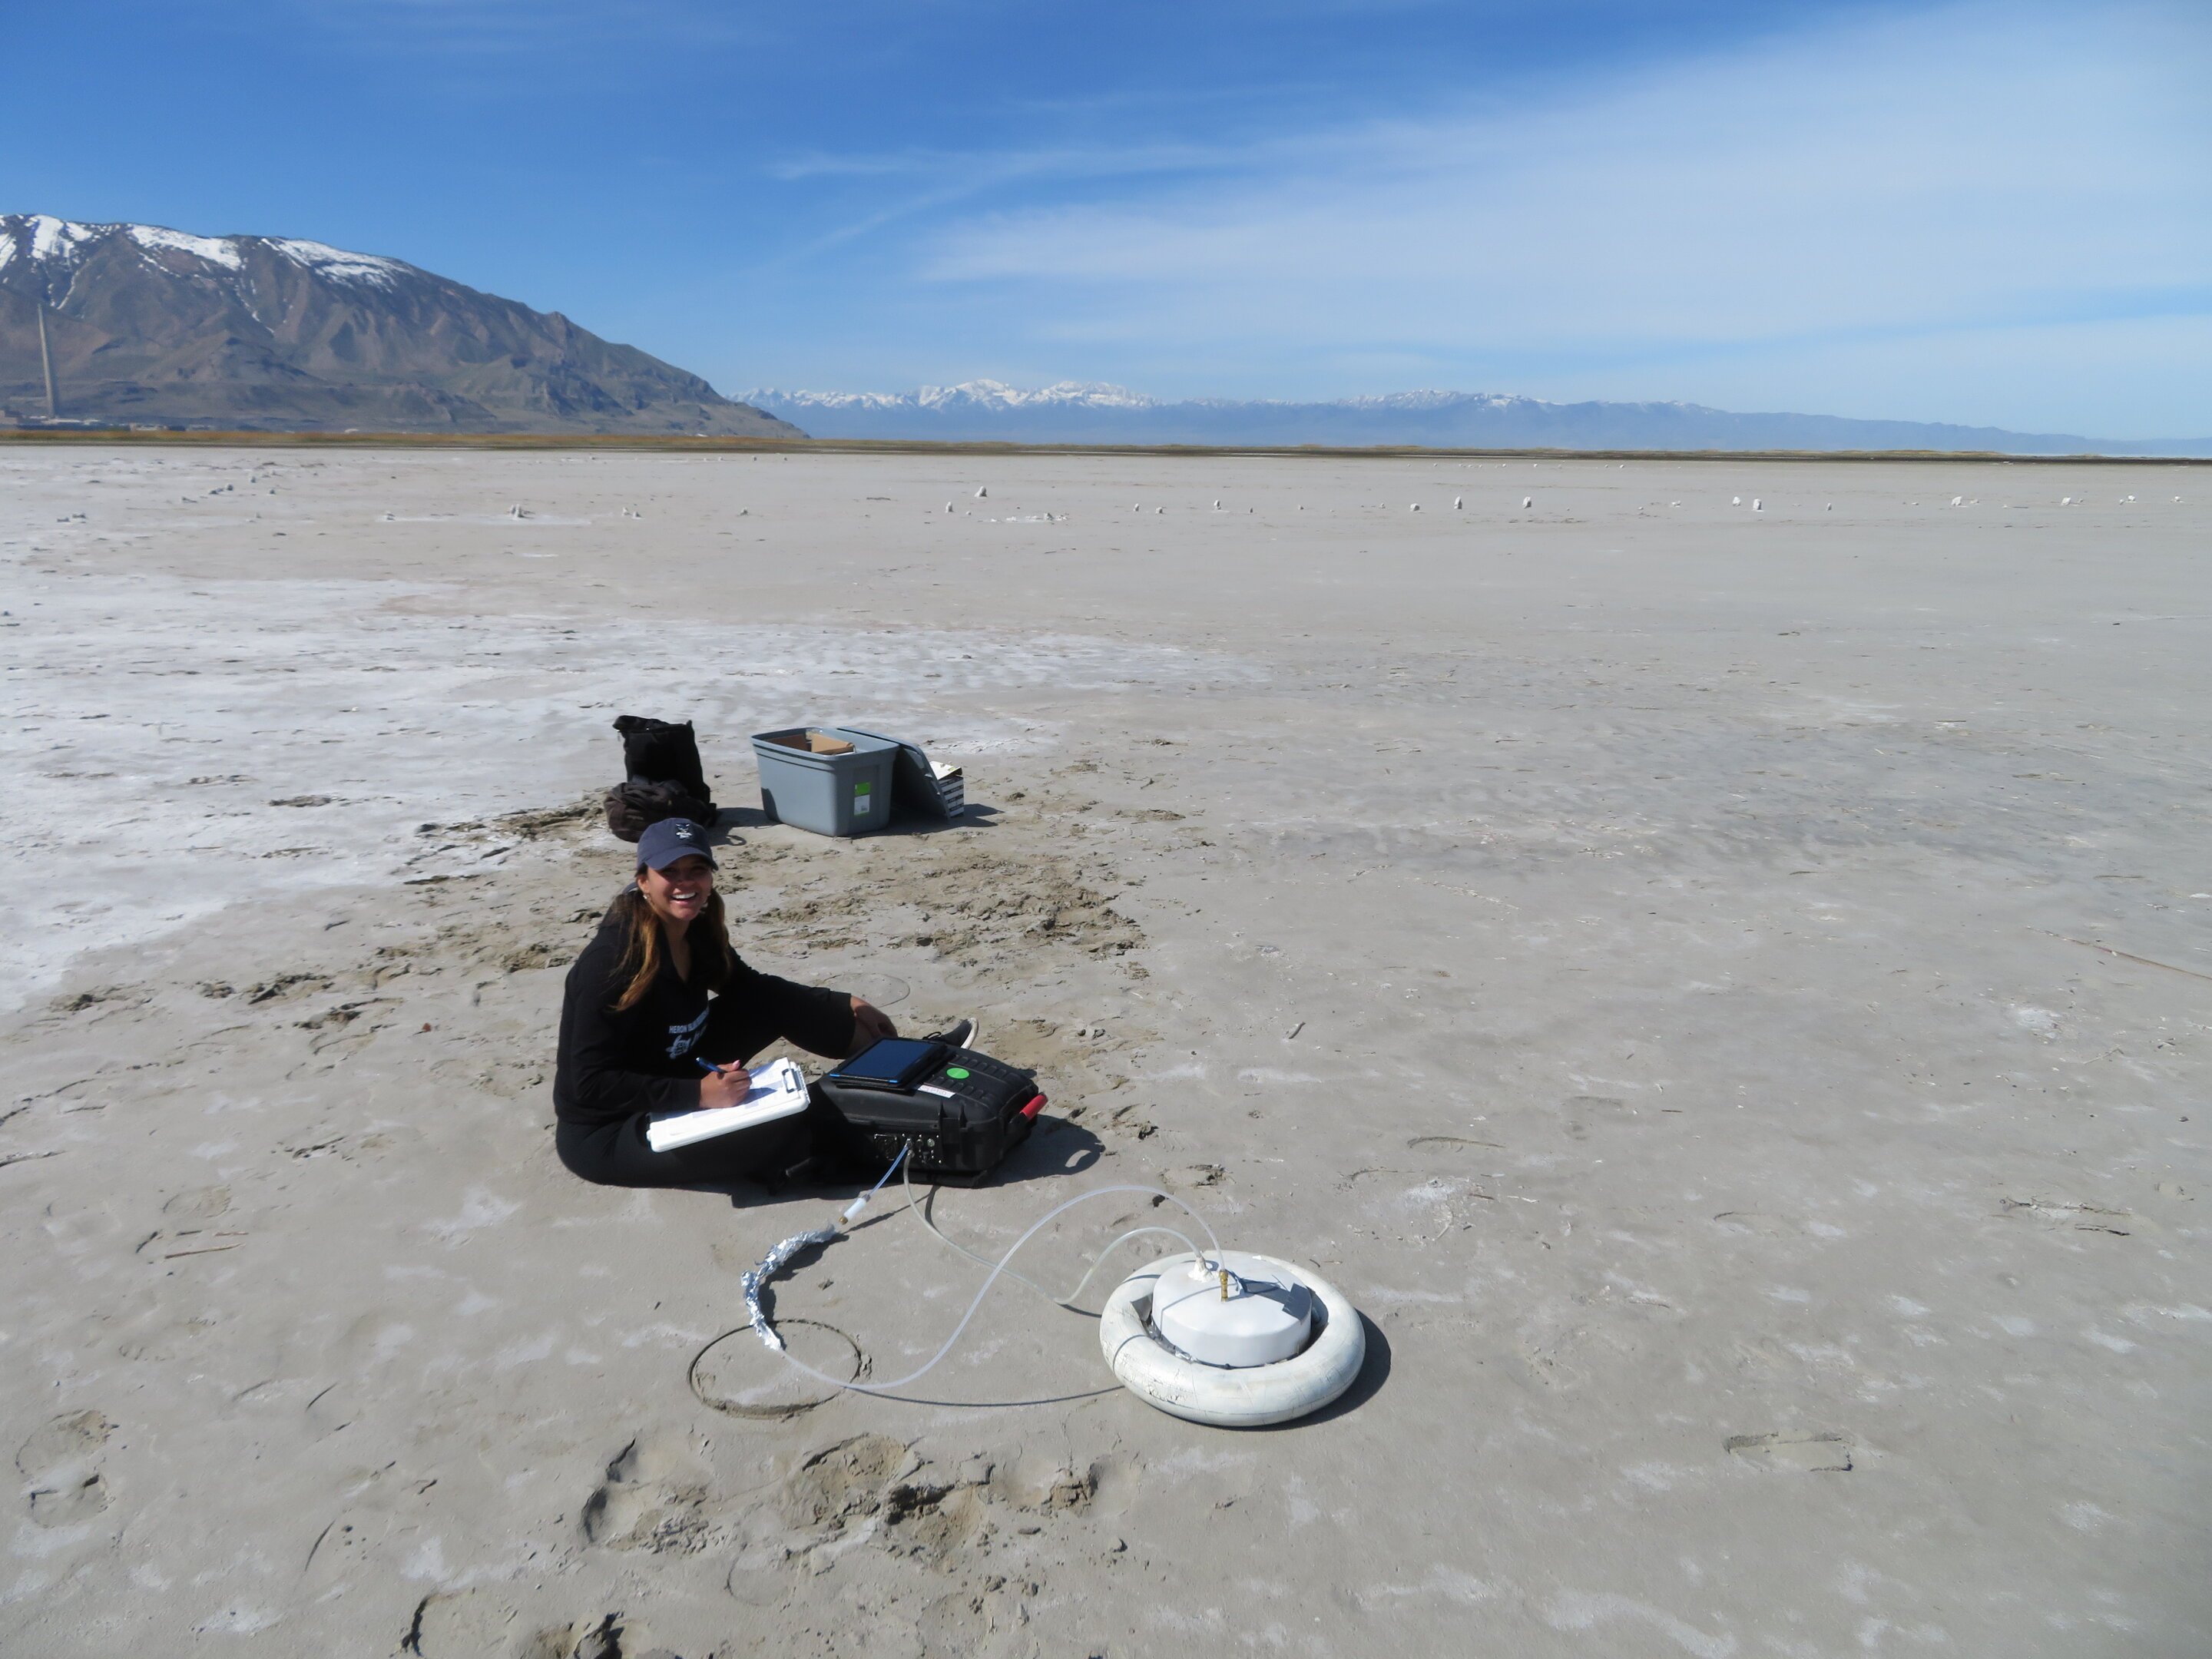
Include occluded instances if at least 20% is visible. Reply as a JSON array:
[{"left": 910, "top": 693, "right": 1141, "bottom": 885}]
[
  {"left": 844, "top": 1144, "right": 910, "bottom": 1220},
  {"left": 902, "top": 1157, "right": 1199, "bottom": 1310},
  {"left": 770, "top": 1185, "right": 1225, "bottom": 1398}
]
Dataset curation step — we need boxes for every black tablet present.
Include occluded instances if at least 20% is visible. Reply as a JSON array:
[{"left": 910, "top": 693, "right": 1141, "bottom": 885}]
[{"left": 824, "top": 1038, "right": 949, "bottom": 1093}]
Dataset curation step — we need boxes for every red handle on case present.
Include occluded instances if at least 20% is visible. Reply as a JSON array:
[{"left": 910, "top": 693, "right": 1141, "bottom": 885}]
[{"left": 1018, "top": 1093, "right": 1047, "bottom": 1119}]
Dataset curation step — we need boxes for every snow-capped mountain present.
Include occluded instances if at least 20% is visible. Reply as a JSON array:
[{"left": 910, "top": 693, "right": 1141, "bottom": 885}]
[
  {"left": 757, "top": 379, "right": 1163, "bottom": 415},
  {"left": 1, "top": 215, "right": 796, "bottom": 436},
  {"left": 745, "top": 381, "right": 2200, "bottom": 456}
]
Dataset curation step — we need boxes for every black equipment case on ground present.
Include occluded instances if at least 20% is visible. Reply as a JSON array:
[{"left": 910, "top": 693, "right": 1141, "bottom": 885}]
[{"left": 814, "top": 1038, "right": 1045, "bottom": 1178}]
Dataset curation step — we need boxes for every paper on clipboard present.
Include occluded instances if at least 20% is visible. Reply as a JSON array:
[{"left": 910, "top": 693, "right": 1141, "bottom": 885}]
[{"left": 647, "top": 1056, "right": 810, "bottom": 1152}]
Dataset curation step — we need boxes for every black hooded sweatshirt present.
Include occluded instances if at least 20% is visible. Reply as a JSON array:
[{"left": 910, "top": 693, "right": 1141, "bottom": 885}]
[{"left": 553, "top": 909, "right": 855, "bottom": 1128}]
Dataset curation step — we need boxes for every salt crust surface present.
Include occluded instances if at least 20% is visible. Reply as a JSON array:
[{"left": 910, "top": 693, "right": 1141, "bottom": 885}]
[{"left": 2, "top": 552, "right": 1247, "bottom": 1009}]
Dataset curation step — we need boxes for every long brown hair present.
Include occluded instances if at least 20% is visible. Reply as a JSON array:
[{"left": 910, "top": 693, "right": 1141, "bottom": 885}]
[{"left": 607, "top": 883, "right": 735, "bottom": 1013}]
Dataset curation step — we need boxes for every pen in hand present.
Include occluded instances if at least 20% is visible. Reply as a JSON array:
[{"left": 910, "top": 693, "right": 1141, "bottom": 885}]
[{"left": 695, "top": 1057, "right": 752, "bottom": 1108}]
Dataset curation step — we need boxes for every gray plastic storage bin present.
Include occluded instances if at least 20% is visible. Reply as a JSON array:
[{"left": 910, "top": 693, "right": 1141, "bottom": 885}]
[{"left": 750, "top": 727, "right": 899, "bottom": 837}]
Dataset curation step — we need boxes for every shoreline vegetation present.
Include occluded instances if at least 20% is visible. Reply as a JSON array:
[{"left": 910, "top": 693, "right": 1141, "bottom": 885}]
[{"left": 1, "top": 427, "right": 2204, "bottom": 465}]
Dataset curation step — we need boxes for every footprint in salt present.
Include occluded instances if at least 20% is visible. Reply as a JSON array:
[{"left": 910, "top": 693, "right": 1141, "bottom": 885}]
[
  {"left": 1724, "top": 1431, "right": 1853, "bottom": 1472},
  {"left": 18, "top": 1408, "right": 118, "bottom": 1527},
  {"left": 1405, "top": 1134, "right": 1503, "bottom": 1154},
  {"left": 579, "top": 1432, "right": 716, "bottom": 1555},
  {"left": 163, "top": 1184, "right": 231, "bottom": 1220},
  {"left": 1710, "top": 1211, "right": 1799, "bottom": 1237}
]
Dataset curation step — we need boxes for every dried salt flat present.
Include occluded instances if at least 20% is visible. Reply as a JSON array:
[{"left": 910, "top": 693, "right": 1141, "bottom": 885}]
[
  {"left": 376, "top": 512, "right": 597, "bottom": 526},
  {"left": 0, "top": 542, "right": 1255, "bottom": 1008},
  {"left": 2, "top": 445, "right": 2206, "bottom": 1659}
]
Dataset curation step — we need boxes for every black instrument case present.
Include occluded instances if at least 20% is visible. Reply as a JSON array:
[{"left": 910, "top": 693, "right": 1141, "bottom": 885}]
[{"left": 814, "top": 1040, "right": 1045, "bottom": 1178}]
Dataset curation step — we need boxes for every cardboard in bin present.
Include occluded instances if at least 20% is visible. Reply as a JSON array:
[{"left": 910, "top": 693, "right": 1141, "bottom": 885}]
[{"left": 761, "top": 729, "right": 855, "bottom": 757}]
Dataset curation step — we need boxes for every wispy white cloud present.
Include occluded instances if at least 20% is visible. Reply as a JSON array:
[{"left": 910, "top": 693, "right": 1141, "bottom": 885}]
[
  {"left": 894, "top": 2, "right": 2212, "bottom": 430},
  {"left": 751, "top": 140, "right": 1267, "bottom": 271}
]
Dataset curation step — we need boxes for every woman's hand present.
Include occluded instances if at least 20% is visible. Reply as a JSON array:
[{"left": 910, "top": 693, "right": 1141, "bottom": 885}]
[
  {"left": 697, "top": 1061, "right": 753, "bottom": 1110},
  {"left": 849, "top": 997, "right": 899, "bottom": 1053}
]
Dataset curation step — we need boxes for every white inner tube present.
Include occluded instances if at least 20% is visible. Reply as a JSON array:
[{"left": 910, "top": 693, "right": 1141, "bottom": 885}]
[{"left": 1101, "top": 1253, "right": 1366, "bottom": 1429}]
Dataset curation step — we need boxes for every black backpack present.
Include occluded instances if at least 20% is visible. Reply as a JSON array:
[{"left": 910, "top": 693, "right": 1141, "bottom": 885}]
[
  {"left": 613, "top": 715, "right": 715, "bottom": 804},
  {"left": 605, "top": 714, "right": 718, "bottom": 842},
  {"left": 604, "top": 780, "right": 717, "bottom": 844}
]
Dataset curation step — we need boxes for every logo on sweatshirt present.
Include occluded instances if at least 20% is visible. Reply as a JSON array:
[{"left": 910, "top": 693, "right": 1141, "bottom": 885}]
[{"left": 666, "top": 1007, "right": 708, "bottom": 1058}]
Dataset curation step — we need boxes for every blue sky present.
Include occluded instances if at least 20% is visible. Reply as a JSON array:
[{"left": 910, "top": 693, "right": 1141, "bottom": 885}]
[{"left": 12, "top": 0, "right": 2211, "bottom": 435}]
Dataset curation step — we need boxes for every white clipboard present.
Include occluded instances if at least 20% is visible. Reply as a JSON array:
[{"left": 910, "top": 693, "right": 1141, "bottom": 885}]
[{"left": 646, "top": 1056, "right": 810, "bottom": 1153}]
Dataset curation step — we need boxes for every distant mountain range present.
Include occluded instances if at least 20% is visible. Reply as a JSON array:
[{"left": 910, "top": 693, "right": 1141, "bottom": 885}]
[
  {"left": 746, "top": 380, "right": 2207, "bottom": 456},
  {"left": 4, "top": 216, "right": 2197, "bottom": 453},
  {"left": 0, "top": 215, "right": 796, "bottom": 436}
]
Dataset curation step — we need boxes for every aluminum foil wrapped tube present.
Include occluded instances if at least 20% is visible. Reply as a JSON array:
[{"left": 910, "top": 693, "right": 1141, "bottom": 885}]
[{"left": 742, "top": 1225, "right": 839, "bottom": 1351}]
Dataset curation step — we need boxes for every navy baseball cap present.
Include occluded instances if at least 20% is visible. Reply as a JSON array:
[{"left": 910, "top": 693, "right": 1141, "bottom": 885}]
[{"left": 636, "top": 817, "right": 717, "bottom": 870}]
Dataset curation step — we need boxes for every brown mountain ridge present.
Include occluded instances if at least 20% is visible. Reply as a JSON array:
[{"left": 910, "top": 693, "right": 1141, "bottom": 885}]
[{"left": 0, "top": 214, "right": 800, "bottom": 436}]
